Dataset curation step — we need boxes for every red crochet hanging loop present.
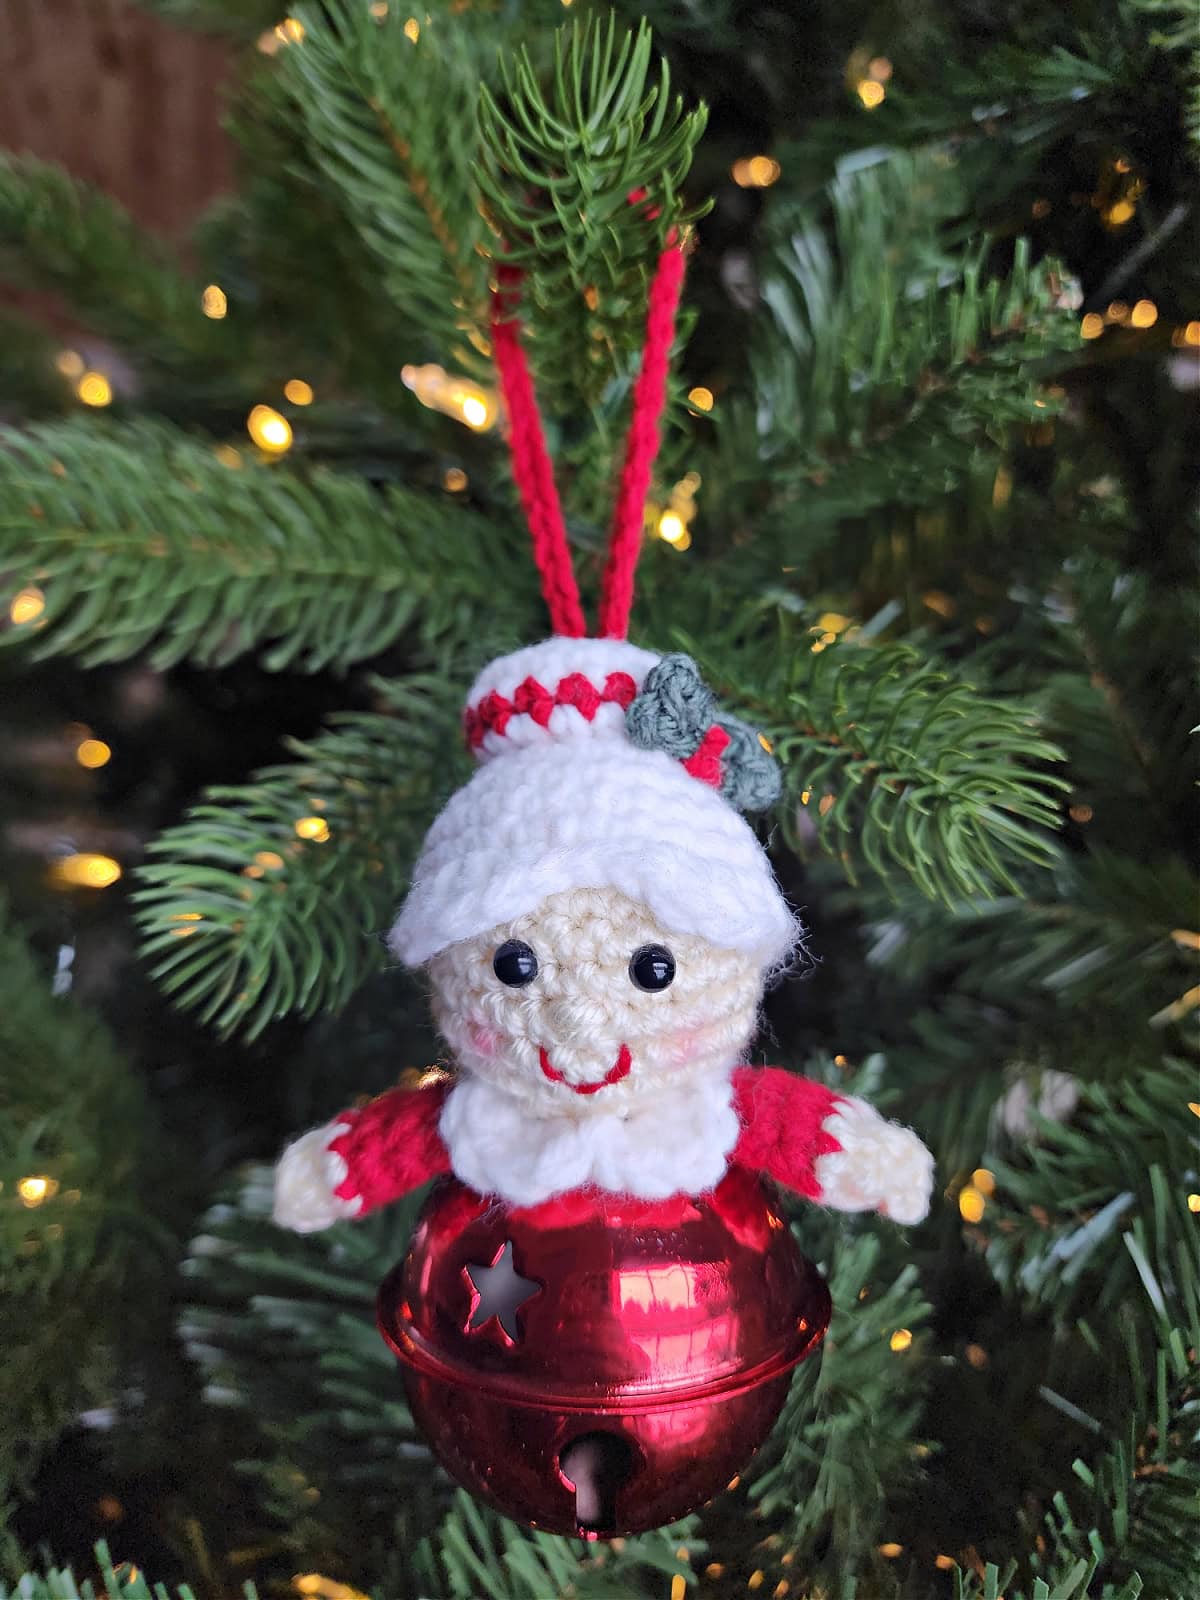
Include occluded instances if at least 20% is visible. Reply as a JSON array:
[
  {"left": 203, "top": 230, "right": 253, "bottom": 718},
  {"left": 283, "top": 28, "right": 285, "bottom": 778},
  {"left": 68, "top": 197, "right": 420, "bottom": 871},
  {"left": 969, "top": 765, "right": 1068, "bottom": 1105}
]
[
  {"left": 490, "top": 266, "right": 587, "bottom": 639},
  {"left": 598, "top": 241, "right": 686, "bottom": 640},
  {"left": 489, "top": 242, "right": 687, "bottom": 641}
]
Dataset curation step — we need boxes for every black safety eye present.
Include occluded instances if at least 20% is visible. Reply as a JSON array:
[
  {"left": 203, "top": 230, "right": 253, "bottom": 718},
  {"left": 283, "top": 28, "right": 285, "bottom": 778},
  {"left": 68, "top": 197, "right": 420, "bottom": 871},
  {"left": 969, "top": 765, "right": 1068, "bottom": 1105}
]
[
  {"left": 629, "top": 944, "right": 676, "bottom": 992},
  {"left": 493, "top": 939, "right": 539, "bottom": 987}
]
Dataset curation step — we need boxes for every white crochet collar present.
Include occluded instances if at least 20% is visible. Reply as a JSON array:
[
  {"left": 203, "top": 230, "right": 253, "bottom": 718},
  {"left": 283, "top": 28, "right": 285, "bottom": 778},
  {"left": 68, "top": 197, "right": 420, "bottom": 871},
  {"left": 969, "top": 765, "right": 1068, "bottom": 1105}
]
[{"left": 438, "top": 1068, "right": 740, "bottom": 1209}]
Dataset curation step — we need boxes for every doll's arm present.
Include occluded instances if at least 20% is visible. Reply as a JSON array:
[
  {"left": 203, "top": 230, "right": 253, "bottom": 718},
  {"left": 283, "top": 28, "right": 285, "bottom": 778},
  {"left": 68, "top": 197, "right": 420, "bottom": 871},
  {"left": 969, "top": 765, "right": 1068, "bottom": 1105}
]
[
  {"left": 731, "top": 1067, "right": 934, "bottom": 1225},
  {"left": 273, "top": 1081, "right": 452, "bottom": 1233}
]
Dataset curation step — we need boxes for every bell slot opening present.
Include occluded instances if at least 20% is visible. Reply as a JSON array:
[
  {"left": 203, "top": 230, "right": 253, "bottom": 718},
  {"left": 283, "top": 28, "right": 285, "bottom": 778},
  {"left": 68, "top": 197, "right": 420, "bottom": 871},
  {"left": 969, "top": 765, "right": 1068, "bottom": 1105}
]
[{"left": 557, "top": 1430, "right": 637, "bottom": 1540}]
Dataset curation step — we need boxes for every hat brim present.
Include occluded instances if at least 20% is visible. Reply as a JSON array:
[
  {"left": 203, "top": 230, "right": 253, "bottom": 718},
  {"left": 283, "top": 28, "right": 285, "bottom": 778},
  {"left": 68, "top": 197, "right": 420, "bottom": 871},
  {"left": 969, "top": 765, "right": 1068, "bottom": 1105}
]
[{"left": 389, "top": 742, "right": 797, "bottom": 970}]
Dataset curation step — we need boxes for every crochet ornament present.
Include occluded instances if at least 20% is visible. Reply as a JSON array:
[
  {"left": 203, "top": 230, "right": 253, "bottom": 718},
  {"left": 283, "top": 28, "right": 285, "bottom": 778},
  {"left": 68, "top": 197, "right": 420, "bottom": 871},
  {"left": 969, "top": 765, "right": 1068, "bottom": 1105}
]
[{"left": 273, "top": 235, "right": 934, "bottom": 1539}]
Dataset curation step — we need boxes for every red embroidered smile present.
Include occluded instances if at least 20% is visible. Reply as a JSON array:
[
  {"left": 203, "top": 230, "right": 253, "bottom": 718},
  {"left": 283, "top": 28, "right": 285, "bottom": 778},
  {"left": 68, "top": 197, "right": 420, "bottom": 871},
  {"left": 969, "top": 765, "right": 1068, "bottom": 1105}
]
[{"left": 539, "top": 1045, "right": 632, "bottom": 1095}]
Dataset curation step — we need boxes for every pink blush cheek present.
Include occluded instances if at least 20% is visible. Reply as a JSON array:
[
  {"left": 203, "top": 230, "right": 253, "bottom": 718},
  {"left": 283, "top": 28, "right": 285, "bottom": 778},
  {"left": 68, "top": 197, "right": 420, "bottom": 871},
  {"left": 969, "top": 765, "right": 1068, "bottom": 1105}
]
[
  {"left": 666, "top": 1030, "right": 700, "bottom": 1068},
  {"left": 467, "top": 1020, "right": 502, "bottom": 1058}
]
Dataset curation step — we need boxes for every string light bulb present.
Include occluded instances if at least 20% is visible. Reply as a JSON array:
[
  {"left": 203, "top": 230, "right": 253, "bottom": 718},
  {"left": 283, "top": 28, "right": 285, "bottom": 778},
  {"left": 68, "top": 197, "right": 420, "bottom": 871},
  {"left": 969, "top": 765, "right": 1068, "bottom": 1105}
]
[
  {"left": 731, "top": 156, "right": 781, "bottom": 188},
  {"left": 889, "top": 1328, "right": 913, "bottom": 1352},
  {"left": 401, "top": 364, "right": 497, "bottom": 431},
  {"left": 404, "top": 16, "right": 420, "bottom": 41},
  {"left": 856, "top": 79, "right": 886, "bottom": 109},
  {"left": 247, "top": 404, "right": 293, "bottom": 454},
  {"left": 76, "top": 372, "right": 113, "bottom": 407},
  {"left": 55, "top": 349, "right": 85, "bottom": 378},
  {"left": 18, "top": 1175, "right": 58, "bottom": 1207},
  {"left": 959, "top": 1183, "right": 986, "bottom": 1223},
  {"left": 75, "top": 737, "right": 112, "bottom": 769},
  {"left": 201, "top": 284, "right": 227, "bottom": 319},
  {"left": 294, "top": 816, "right": 331, "bottom": 842},
  {"left": 687, "top": 385, "right": 714, "bottom": 412},
  {"left": 1080, "top": 312, "right": 1104, "bottom": 339},
  {"left": 284, "top": 378, "right": 314, "bottom": 405},
  {"left": 51, "top": 853, "right": 122, "bottom": 889},
  {"left": 9, "top": 586, "right": 45, "bottom": 624},
  {"left": 658, "top": 510, "right": 687, "bottom": 545},
  {"left": 1130, "top": 299, "right": 1158, "bottom": 328},
  {"left": 292, "top": 1578, "right": 370, "bottom": 1600}
]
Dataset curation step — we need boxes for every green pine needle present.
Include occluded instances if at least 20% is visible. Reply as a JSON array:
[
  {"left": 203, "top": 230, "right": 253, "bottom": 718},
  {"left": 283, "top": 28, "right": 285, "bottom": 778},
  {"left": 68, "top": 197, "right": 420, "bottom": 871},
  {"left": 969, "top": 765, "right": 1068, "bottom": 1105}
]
[
  {"left": 0, "top": 1542, "right": 259, "bottom": 1600},
  {"left": 477, "top": 14, "right": 707, "bottom": 406},
  {"left": 134, "top": 681, "right": 465, "bottom": 1039},
  {"left": 279, "top": 0, "right": 495, "bottom": 363},
  {"left": 0, "top": 154, "right": 240, "bottom": 380},
  {"left": 684, "top": 625, "right": 1068, "bottom": 903},
  {"left": 0, "top": 419, "right": 531, "bottom": 672}
]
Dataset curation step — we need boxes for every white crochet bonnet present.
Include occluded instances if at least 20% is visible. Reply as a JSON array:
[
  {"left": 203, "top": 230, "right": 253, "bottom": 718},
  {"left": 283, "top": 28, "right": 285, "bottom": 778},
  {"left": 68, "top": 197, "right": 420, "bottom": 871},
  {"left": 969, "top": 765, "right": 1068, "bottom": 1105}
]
[{"left": 389, "top": 636, "right": 798, "bottom": 969}]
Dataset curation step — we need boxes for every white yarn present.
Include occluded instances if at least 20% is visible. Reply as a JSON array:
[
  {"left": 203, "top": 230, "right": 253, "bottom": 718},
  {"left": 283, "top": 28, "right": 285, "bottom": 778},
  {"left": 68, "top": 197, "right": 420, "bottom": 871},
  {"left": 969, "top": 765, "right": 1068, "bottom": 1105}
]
[
  {"left": 440, "top": 1067, "right": 739, "bottom": 1207},
  {"left": 428, "top": 886, "right": 763, "bottom": 1121},
  {"left": 814, "top": 1097, "right": 935, "bottom": 1226},
  {"left": 392, "top": 636, "right": 797, "bottom": 969},
  {"left": 392, "top": 740, "right": 796, "bottom": 969},
  {"left": 272, "top": 1121, "right": 362, "bottom": 1233},
  {"left": 467, "top": 636, "right": 659, "bottom": 737}
]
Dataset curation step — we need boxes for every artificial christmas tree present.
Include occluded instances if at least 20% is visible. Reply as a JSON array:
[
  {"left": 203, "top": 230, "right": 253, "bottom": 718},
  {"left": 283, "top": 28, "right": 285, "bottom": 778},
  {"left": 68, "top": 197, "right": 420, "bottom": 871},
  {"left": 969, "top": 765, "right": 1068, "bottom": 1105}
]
[{"left": 0, "top": 1, "right": 1196, "bottom": 1595}]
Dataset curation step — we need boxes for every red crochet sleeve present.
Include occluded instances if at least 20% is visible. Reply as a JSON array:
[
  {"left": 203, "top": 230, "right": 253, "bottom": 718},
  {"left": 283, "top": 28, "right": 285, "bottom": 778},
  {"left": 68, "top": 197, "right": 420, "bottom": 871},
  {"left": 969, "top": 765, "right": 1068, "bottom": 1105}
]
[
  {"left": 731, "top": 1066, "right": 845, "bottom": 1200},
  {"left": 327, "top": 1081, "right": 452, "bottom": 1217}
]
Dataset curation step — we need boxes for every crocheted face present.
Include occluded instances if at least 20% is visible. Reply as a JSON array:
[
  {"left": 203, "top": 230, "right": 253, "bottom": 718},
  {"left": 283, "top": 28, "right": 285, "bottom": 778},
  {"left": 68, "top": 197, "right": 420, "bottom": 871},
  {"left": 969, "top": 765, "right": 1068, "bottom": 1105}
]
[{"left": 428, "top": 886, "right": 762, "bottom": 1117}]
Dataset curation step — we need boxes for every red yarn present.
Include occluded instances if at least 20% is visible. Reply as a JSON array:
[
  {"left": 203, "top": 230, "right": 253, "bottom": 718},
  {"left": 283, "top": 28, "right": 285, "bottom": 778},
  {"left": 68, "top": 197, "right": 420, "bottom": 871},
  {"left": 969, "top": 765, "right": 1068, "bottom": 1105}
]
[
  {"left": 329, "top": 1080, "right": 452, "bottom": 1216},
  {"left": 463, "top": 670, "right": 637, "bottom": 750},
  {"left": 598, "top": 243, "right": 688, "bottom": 640},
  {"left": 491, "top": 269, "right": 586, "bottom": 638},
  {"left": 491, "top": 241, "right": 686, "bottom": 639},
  {"left": 682, "top": 723, "right": 730, "bottom": 787},
  {"left": 324, "top": 1068, "right": 845, "bottom": 1215},
  {"left": 731, "top": 1067, "right": 845, "bottom": 1201}
]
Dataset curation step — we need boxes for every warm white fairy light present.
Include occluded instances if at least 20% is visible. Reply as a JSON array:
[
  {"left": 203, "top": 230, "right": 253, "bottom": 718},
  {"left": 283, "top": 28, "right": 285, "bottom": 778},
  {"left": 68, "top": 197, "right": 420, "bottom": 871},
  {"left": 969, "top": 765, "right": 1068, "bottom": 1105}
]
[
  {"left": 247, "top": 404, "right": 293, "bottom": 454},
  {"left": 401, "top": 363, "right": 497, "bottom": 431}
]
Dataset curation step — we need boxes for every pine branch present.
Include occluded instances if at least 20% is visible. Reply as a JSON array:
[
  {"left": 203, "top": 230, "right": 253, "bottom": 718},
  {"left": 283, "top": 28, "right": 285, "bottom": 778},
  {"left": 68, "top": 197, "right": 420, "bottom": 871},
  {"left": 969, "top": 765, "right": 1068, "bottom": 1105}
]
[
  {"left": 0, "top": 419, "right": 534, "bottom": 672},
  {"left": 477, "top": 14, "right": 707, "bottom": 406},
  {"left": 867, "top": 852, "right": 1199, "bottom": 1042},
  {"left": 748, "top": 1223, "right": 932, "bottom": 1586},
  {"left": 278, "top": 0, "right": 496, "bottom": 367},
  {"left": 437, "top": 1490, "right": 698, "bottom": 1600},
  {"left": 956, "top": 1331, "right": 1198, "bottom": 1600},
  {"left": 180, "top": 1168, "right": 442, "bottom": 1581},
  {"left": 0, "top": 1543, "right": 260, "bottom": 1600},
  {"left": 134, "top": 681, "right": 467, "bottom": 1040},
  {"left": 0, "top": 155, "right": 240, "bottom": 378},
  {"left": 734, "top": 151, "right": 1079, "bottom": 529},
  {"left": 0, "top": 900, "right": 145, "bottom": 1561},
  {"left": 684, "top": 623, "right": 1067, "bottom": 903},
  {"left": 981, "top": 1056, "right": 1200, "bottom": 1346}
]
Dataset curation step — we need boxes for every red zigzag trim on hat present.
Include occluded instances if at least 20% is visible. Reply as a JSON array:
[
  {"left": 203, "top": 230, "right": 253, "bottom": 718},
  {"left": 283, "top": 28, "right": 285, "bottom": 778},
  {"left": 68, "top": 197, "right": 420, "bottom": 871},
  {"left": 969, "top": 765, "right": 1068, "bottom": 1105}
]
[{"left": 464, "top": 672, "right": 638, "bottom": 751}]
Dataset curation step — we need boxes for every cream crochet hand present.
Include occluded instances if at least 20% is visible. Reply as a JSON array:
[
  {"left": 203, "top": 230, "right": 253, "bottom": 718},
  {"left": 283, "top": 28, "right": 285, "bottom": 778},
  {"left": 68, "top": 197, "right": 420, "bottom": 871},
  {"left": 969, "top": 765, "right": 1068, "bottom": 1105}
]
[
  {"left": 814, "top": 1097, "right": 935, "bottom": 1226},
  {"left": 272, "top": 1120, "right": 361, "bottom": 1234}
]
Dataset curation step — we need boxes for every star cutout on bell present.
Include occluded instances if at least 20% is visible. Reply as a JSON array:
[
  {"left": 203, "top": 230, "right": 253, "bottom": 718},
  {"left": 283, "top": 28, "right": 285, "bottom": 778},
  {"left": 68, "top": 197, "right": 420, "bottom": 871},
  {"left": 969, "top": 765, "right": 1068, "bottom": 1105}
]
[{"left": 462, "top": 1240, "right": 540, "bottom": 1344}]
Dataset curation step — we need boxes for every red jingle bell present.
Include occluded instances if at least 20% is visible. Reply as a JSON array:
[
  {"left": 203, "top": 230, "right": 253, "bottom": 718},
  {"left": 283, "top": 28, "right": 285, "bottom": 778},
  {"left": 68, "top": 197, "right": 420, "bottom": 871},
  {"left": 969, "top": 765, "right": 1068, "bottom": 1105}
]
[{"left": 377, "top": 1167, "right": 831, "bottom": 1539}]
